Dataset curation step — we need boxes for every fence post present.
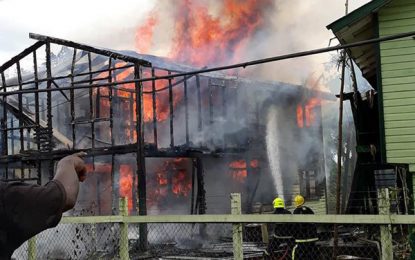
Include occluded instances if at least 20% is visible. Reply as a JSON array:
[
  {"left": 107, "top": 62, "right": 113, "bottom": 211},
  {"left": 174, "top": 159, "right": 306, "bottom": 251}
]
[
  {"left": 378, "top": 188, "right": 392, "bottom": 260},
  {"left": 120, "top": 197, "right": 130, "bottom": 260},
  {"left": 27, "top": 236, "right": 36, "bottom": 260},
  {"left": 231, "top": 193, "right": 243, "bottom": 260}
]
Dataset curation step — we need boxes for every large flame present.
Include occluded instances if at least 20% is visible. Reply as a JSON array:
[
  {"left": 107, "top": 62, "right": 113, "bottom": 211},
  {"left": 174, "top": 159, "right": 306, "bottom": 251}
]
[
  {"left": 228, "top": 159, "right": 259, "bottom": 182},
  {"left": 135, "top": 0, "right": 271, "bottom": 67},
  {"left": 296, "top": 98, "right": 321, "bottom": 128}
]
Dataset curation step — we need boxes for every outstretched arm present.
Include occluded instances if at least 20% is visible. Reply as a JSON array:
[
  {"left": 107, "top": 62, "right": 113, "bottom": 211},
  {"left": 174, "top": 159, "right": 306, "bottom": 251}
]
[{"left": 53, "top": 152, "right": 87, "bottom": 211}]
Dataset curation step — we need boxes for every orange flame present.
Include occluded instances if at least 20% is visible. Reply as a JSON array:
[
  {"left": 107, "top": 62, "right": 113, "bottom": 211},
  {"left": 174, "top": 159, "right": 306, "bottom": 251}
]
[
  {"left": 135, "top": 11, "right": 159, "bottom": 54},
  {"left": 120, "top": 164, "right": 134, "bottom": 211},
  {"left": 136, "top": 0, "right": 271, "bottom": 67},
  {"left": 228, "top": 159, "right": 259, "bottom": 183},
  {"left": 297, "top": 98, "right": 321, "bottom": 128}
]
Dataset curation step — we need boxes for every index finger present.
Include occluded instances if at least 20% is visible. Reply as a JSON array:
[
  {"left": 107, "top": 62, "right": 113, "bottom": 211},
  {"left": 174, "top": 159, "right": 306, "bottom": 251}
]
[{"left": 74, "top": 151, "right": 87, "bottom": 158}]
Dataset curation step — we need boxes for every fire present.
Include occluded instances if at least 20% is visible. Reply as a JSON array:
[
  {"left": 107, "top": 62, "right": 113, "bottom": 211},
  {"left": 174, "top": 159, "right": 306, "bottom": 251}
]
[
  {"left": 135, "top": 0, "right": 271, "bottom": 67},
  {"left": 148, "top": 158, "right": 192, "bottom": 207},
  {"left": 296, "top": 98, "right": 321, "bottom": 128},
  {"left": 119, "top": 164, "right": 134, "bottom": 211},
  {"left": 228, "top": 159, "right": 259, "bottom": 182},
  {"left": 135, "top": 11, "right": 159, "bottom": 54}
]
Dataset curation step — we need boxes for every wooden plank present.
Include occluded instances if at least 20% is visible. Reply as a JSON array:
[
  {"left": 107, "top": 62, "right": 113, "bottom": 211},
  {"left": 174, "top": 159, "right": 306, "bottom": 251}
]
[
  {"left": 382, "top": 68, "right": 415, "bottom": 79},
  {"left": 380, "top": 25, "right": 415, "bottom": 37},
  {"left": 383, "top": 104, "right": 415, "bottom": 113},
  {"left": 380, "top": 17, "right": 415, "bottom": 29},
  {"left": 380, "top": 4, "right": 415, "bottom": 15},
  {"left": 384, "top": 97, "right": 415, "bottom": 107},
  {"left": 384, "top": 90, "right": 415, "bottom": 100},
  {"left": 381, "top": 46, "right": 415, "bottom": 57},
  {"left": 388, "top": 149, "right": 415, "bottom": 158},
  {"left": 380, "top": 39, "right": 415, "bottom": 50},
  {"left": 381, "top": 53, "right": 415, "bottom": 64},
  {"left": 386, "top": 134, "right": 415, "bottom": 143},
  {"left": 59, "top": 214, "right": 415, "bottom": 225},
  {"left": 387, "top": 156, "right": 415, "bottom": 163},
  {"left": 386, "top": 141, "right": 415, "bottom": 150},
  {"left": 382, "top": 61, "right": 415, "bottom": 72},
  {"left": 384, "top": 112, "right": 415, "bottom": 121},
  {"left": 383, "top": 83, "right": 415, "bottom": 93},
  {"left": 379, "top": 10, "right": 415, "bottom": 22},
  {"left": 383, "top": 75, "right": 415, "bottom": 85},
  {"left": 385, "top": 120, "right": 415, "bottom": 129}
]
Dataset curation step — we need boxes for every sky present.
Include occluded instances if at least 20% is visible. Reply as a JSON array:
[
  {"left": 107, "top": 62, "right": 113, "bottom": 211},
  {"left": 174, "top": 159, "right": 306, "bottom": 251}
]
[{"left": 0, "top": 0, "right": 370, "bottom": 84}]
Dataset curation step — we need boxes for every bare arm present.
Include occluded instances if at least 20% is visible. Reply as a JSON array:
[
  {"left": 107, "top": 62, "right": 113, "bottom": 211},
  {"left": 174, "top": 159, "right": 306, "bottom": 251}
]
[{"left": 53, "top": 152, "right": 87, "bottom": 212}]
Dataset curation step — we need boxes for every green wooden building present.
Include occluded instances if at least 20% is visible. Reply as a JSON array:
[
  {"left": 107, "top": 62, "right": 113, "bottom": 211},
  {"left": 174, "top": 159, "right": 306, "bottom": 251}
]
[{"left": 327, "top": 0, "right": 415, "bottom": 213}]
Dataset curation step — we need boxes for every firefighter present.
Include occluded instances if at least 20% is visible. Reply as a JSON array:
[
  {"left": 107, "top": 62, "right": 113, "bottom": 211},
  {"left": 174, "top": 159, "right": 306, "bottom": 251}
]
[
  {"left": 292, "top": 195, "right": 318, "bottom": 260},
  {"left": 266, "top": 197, "right": 293, "bottom": 259}
]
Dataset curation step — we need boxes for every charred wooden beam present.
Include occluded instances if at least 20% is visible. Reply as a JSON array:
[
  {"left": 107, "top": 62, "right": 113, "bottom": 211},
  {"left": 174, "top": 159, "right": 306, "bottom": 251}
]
[
  {"left": 88, "top": 53, "right": 95, "bottom": 153},
  {"left": 33, "top": 50, "right": 41, "bottom": 184},
  {"left": 70, "top": 49, "right": 77, "bottom": 149},
  {"left": 51, "top": 80, "right": 70, "bottom": 101},
  {"left": 108, "top": 58, "right": 114, "bottom": 146},
  {"left": 1, "top": 72, "right": 8, "bottom": 179},
  {"left": 168, "top": 71, "right": 174, "bottom": 148},
  {"left": 0, "top": 41, "right": 44, "bottom": 74},
  {"left": 196, "top": 75, "right": 202, "bottom": 132},
  {"left": 45, "top": 42, "right": 54, "bottom": 179},
  {"left": 151, "top": 68, "right": 158, "bottom": 149},
  {"left": 129, "top": 94, "right": 134, "bottom": 143},
  {"left": 135, "top": 64, "right": 148, "bottom": 251},
  {"left": 0, "top": 144, "right": 248, "bottom": 165},
  {"left": 16, "top": 61, "right": 24, "bottom": 153},
  {"left": 29, "top": 33, "right": 151, "bottom": 67},
  {"left": 184, "top": 76, "right": 189, "bottom": 147},
  {"left": 208, "top": 79, "right": 213, "bottom": 125}
]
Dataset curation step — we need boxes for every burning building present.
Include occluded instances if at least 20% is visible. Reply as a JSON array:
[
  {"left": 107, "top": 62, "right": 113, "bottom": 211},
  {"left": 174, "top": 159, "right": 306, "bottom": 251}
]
[{"left": 0, "top": 33, "right": 332, "bottom": 217}]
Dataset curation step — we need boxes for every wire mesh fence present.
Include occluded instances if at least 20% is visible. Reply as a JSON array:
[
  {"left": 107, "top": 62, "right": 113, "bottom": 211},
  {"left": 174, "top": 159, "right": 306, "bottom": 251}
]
[{"left": 12, "top": 218, "right": 414, "bottom": 259}]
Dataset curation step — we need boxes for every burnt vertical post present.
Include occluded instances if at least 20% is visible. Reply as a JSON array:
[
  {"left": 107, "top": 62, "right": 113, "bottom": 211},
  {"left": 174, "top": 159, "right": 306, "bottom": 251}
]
[
  {"left": 45, "top": 41, "right": 54, "bottom": 179},
  {"left": 70, "top": 49, "right": 77, "bottom": 149},
  {"left": 1, "top": 72, "right": 8, "bottom": 179},
  {"left": 87, "top": 52, "right": 96, "bottom": 171},
  {"left": 168, "top": 70, "right": 174, "bottom": 148},
  {"left": 196, "top": 75, "right": 202, "bottom": 132},
  {"left": 108, "top": 58, "right": 114, "bottom": 146},
  {"left": 196, "top": 157, "right": 206, "bottom": 215},
  {"left": 184, "top": 76, "right": 189, "bottom": 147},
  {"left": 208, "top": 79, "right": 213, "bottom": 125},
  {"left": 222, "top": 81, "right": 227, "bottom": 149},
  {"left": 190, "top": 158, "right": 196, "bottom": 214},
  {"left": 134, "top": 64, "right": 148, "bottom": 251},
  {"left": 196, "top": 156, "right": 207, "bottom": 238},
  {"left": 151, "top": 68, "right": 158, "bottom": 148},
  {"left": 16, "top": 61, "right": 24, "bottom": 154},
  {"left": 111, "top": 155, "right": 117, "bottom": 215},
  {"left": 129, "top": 94, "right": 134, "bottom": 143},
  {"left": 10, "top": 114, "right": 14, "bottom": 155}
]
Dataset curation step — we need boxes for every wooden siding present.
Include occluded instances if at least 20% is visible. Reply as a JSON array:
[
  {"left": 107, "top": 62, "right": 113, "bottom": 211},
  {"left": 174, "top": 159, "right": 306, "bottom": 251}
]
[{"left": 379, "top": 0, "right": 415, "bottom": 172}]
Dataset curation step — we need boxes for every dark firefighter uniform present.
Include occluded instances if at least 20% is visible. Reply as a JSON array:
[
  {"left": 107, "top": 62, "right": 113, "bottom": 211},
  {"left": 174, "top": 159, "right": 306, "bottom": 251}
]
[
  {"left": 292, "top": 195, "right": 318, "bottom": 260},
  {"left": 267, "top": 197, "right": 293, "bottom": 259}
]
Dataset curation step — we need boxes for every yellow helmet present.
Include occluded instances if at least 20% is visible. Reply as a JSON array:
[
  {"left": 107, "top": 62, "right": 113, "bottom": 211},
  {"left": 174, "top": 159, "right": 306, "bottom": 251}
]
[
  {"left": 273, "top": 197, "right": 285, "bottom": 209},
  {"left": 294, "top": 195, "right": 304, "bottom": 207}
]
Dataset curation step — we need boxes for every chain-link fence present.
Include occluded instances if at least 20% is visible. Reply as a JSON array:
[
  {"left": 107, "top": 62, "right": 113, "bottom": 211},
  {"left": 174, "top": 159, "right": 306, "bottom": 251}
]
[
  {"left": 12, "top": 220, "right": 414, "bottom": 259},
  {"left": 11, "top": 196, "right": 415, "bottom": 259}
]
